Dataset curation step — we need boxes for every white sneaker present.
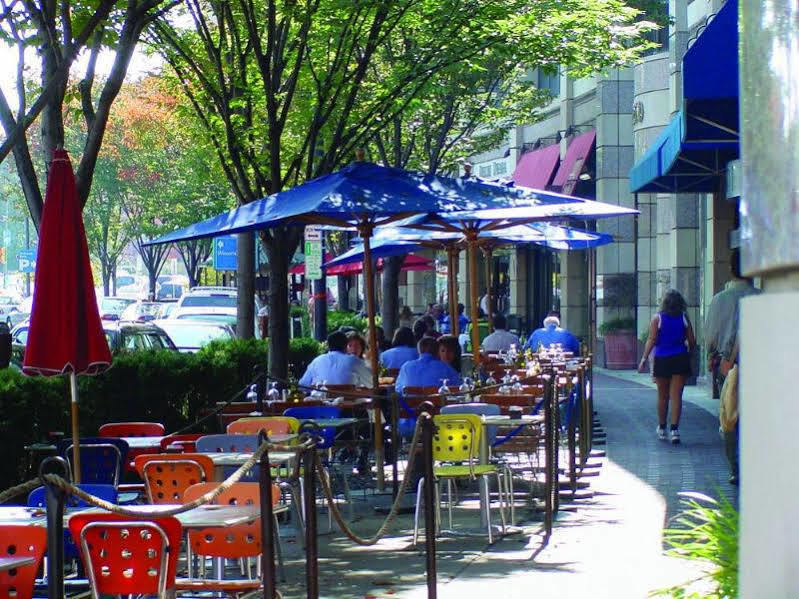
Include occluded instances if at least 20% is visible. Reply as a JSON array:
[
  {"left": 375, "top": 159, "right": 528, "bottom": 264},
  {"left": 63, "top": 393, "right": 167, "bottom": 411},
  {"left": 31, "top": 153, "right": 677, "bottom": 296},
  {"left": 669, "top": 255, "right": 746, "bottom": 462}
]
[
  {"left": 670, "top": 429, "right": 680, "bottom": 444},
  {"left": 656, "top": 426, "right": 666, "bottom": 441}
]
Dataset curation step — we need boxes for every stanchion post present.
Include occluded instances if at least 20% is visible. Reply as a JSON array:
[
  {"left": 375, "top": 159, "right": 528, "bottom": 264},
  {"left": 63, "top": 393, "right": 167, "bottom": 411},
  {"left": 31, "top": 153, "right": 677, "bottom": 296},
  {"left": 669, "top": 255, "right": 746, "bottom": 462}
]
[
  {"left": 390, "top": 392, "right": 400, "bottom": 500},
  {"left": 577, "top": 366, "right": 587, "bottom": 465},
  {"left": 567, "top": 378, "right": 577, "bottom": 496},
  {"left": 258, "top": 431, "right": 277, "bottom": 598},
  {"left": 421, "top": 409, "right": 437, "bottom": 599},
  {"left": 254, "top": 366, "right": 265, "bottom": 414},
  {"left": 542, "top": 375, "right": 554, "bottom": 542},
  {"left": 552, "top": 370, "right": 561, "bottom": 515},
  {"left": 40, "top": 456, "right": 68, "bottom": 599},
  {"left": 303, "top": 442, "right": 319, "bottom": 599}
]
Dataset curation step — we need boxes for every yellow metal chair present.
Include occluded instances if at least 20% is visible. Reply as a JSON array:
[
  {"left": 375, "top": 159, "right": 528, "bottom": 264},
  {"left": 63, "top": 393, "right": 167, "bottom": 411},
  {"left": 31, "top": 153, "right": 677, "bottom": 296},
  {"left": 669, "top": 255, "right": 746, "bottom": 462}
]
[{"left": 413, "top": 413, "right": 507, "bottom": 545}]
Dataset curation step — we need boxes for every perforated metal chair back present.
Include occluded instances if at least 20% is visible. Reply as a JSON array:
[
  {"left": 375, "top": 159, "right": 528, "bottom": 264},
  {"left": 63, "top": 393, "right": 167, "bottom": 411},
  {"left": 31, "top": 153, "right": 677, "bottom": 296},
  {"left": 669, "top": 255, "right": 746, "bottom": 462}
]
[
  {"left": 432, "top": 414, "right": 482, "bottom": 463},
  {"left": 195, "top": 434, "right": 259, "bottom": 453},
  {"left": 134, "top": 453, "right": 215, "bottom": 504},
  {"left": 183, "top": 482, "right": 278, "bottom": 558},
  {"left": 68, "top": 512, "right": 182, "bottom": 599},
  {"left": 58, "top": 437, "right": 129, "bottom": 486},
  {"left": 440, "top": 403, "right": 500, "bottom": 445},
  {"left": 283, "top": 406, "right": 341, "bottom": 449},
  {"left": 98, "top": 422, "right": 165, "bottom": 437},
  {"left": 0, "top": 525, "right": 47, "bottom": 599},
  {"left": 159, "top": 433, "right": 203, "bottom": 453},
  {"left": 226, "top": 416, "right": 299, "bottom": 435}
]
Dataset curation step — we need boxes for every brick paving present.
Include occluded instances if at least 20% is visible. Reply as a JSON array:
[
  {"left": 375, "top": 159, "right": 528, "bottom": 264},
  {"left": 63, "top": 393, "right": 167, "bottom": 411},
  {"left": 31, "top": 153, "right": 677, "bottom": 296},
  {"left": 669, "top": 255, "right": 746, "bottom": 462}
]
[{"left": 272, "top": 370, "right": 737, "bottom": 598}]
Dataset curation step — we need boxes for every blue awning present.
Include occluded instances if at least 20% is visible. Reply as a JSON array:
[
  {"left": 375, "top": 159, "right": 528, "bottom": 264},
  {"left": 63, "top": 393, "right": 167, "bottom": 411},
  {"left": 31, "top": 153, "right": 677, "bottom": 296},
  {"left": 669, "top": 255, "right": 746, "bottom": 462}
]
[{"left": 630, "top": 0, "right": 739, "bottom": 193}]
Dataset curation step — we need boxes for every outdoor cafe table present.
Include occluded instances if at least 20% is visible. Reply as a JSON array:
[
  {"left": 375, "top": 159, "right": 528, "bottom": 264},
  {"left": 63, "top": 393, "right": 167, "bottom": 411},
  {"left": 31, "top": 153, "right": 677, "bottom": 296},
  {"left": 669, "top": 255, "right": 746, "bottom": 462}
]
[
  {"left": 121, "top": 436, "right": 166, "bottom": 451},
  {"left": 0, "top": 555, "right": 36, "bottom": 572},
  {"left": 206, "top": 451, "right": 296, "bottom": 480}
]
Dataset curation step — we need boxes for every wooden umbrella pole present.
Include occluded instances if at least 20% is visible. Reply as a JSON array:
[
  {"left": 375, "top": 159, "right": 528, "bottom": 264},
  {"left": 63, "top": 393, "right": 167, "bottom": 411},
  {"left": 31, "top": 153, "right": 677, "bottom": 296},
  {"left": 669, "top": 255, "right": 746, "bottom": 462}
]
[
  {"left": 70, "top": 372, "right": 81, "bottom": 483},
  {"left": 361, "top": 227, "right": 385, "bottom": 490},
  {"left": 447, "top": 246, "right": 459, "bottom": 336},
  {"left": 467, "top": 238, "right": 481, "bottom": 366},
  {"left": 483, "top": 246, "right": 493, "bottom": 330}
]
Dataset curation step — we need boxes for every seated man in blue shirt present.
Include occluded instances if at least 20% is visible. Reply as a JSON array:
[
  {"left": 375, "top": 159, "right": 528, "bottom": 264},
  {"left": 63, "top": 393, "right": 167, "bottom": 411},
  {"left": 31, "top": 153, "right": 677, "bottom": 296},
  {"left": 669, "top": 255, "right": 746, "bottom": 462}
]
[
  {"left": 395, "top": 336, "right": 462, "bottom": 394},
  {"left": 440, "top": 303, "right": 469, "bottom": 334},
  {"left": 299, "top": 330, "right": 372, "bottom": 388},
  {"left": 526, "top": 311, "right": 581, "bottom": 355},
  {"left": 379, "top": 326, "right": 418, "bottom": 370}
]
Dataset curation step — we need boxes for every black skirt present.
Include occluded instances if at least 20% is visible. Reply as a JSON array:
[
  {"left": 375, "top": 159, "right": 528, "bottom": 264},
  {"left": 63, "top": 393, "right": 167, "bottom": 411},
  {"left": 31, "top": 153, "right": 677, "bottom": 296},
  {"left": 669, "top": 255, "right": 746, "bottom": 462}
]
[{"left": 653, "top": 352, "right": 691, "bottom": 378}]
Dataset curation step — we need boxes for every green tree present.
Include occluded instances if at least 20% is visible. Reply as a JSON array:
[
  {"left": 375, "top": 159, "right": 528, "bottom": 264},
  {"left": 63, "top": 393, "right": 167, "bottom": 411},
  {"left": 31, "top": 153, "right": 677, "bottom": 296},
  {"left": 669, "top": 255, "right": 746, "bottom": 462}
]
[{"left": 151, "top": 0, "right": 655, "bottom": 377}]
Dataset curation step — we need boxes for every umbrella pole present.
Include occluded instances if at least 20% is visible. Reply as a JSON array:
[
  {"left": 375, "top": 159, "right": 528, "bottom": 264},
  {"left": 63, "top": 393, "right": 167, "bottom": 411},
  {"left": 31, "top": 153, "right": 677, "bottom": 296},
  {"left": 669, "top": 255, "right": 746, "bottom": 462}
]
[
  {"left": 467, "top": 238, "right": 481, "bottom": 367},
  {"left": 483, "top": 247, "right": 493, "bottom": 330},
  {"left": 447, "top": 246, "right": 459, "bottom": 337},
  {"left": 70, "top": 372, "right": 81, "bottom": 483},
  {"left": 361, "top": 229, "right": 385, "bottom": 491}
]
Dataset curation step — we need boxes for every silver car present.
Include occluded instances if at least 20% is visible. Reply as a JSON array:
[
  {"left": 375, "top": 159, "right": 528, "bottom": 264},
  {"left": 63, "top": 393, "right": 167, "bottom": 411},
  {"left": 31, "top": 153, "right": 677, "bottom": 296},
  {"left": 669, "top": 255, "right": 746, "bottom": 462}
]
[{"left": 153, "top": 319, "right": 235, "bottom": 353}]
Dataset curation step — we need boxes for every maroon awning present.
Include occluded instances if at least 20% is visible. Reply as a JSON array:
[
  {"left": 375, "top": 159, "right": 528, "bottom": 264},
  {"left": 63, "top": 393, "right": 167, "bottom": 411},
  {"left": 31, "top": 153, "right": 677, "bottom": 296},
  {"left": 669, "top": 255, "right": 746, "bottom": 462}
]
[
  {"left": 511, "top": 143, "right": 560, "bottom": 189},
  {"left": 550, "top": 130, "right": 596, "bottom": 195}
]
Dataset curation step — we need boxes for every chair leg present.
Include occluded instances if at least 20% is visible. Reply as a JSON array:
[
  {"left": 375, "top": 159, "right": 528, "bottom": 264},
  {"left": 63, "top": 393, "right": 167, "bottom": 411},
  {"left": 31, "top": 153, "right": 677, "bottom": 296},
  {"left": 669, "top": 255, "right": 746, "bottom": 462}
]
[
  {"left": 413, "top": 477, "right": 425, "bottom": 546},
  {"left": 485, "top": 476, "right": 493, "bottom": 545},
  {"left": 273, "top": 513, "right": 286, "bottom": 582},
  {"left": 446, "top": 479, "right": 453, "bottom": 531},
  {"left": 495, "top": 473, "right": 507, "bottom": 534},
  {"left": 505, "top": 465, "right": 515, "bottom": 525}
]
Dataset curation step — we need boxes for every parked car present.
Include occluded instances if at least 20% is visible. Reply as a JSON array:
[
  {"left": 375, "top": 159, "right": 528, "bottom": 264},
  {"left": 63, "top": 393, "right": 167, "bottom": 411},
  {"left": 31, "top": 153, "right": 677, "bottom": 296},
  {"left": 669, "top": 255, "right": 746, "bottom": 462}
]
[
  {"left": 98, "top": 296, "right": 137, "bottom": 320},
  {"left": 119, "top": 301, "right": 162, "bottom": 323},
  {"left": 11, "top": 320, "right": 177, "bottom": 354},
  {"left": 0, "top": 294, "right": 22, "bottom": 328},
  {"left": 153, "top": 319, "right": 235, "bottom": 353},
  {"left": 172, "top": 286, "right": 261, "bottom": 332},
  {"left": 157, "top": 301, "right": 179, "bottom": 319}
]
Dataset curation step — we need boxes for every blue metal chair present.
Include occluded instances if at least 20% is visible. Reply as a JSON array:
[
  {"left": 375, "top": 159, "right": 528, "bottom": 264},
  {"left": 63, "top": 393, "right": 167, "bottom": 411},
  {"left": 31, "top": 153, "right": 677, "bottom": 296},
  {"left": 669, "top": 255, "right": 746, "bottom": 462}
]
[
  {"left": 196, "top": 434, "right": 260, "bottom": 481},
  {"left": 56, "top": 437, "right": 129, "bottom": 487},
  {"left": 282, "top": 406, "right": 341, "bottom": 450}
]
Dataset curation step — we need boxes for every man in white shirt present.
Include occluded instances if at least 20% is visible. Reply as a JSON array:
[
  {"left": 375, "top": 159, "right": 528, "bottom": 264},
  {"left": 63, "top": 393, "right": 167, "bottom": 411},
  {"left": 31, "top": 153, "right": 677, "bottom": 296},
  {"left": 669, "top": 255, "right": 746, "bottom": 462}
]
[
  {"left": 299, "top": 330, "right": 371, "bottom": 388},
  {"left": 481, "top": 314, "right": 520, "bottom": 353}
]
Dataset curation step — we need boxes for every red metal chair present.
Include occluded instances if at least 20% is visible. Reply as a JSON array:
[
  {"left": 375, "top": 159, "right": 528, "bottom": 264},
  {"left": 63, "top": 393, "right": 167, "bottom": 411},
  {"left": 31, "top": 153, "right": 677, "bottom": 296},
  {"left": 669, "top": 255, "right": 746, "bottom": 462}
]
[
  {"left": 98, "top": 422, "right": 165, "bottom": 437},
  {"left": 226, "top": 416, "right": 299, "bottom": 435},
  {"left": 134, "top": 453, "right": 216, "bottom": 504},
  {"left": 68, "top": 512, "right": 182, "bottom": 599},
  {"left": 0, "top": 525, "right": 47, "bottom": 599},
  {"left": 159, "top": 433, "right": 203, "bottom": 453},
  {"left": 178, "top": 482, "right": 285, "bottom": 591}
]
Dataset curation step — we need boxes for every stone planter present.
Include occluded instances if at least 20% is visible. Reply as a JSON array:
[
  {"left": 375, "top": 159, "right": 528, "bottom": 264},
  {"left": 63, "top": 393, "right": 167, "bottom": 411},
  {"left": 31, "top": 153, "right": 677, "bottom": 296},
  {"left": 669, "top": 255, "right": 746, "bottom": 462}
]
[{"left": 603, "top": 330, "right": 638, "bottom": 369}]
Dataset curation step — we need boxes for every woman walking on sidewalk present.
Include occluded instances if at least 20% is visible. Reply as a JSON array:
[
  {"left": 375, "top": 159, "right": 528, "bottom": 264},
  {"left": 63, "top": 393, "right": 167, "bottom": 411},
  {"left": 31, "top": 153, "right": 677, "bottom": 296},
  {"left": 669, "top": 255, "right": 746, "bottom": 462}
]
[{"left": 638, "top": 289, "right": 696, "bottom": 444}]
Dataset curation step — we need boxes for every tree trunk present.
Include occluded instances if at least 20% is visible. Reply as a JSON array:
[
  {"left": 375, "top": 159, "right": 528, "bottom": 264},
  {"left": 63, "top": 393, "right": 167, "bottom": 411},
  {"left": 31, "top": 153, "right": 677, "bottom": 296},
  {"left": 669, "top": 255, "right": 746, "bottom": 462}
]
[
  {"left": 264, "top": 229, "right": 301, "bottom": 378},
  {"left": 381, "top": 255, "right": 403, "bottom": 340},
  {"left": 236, "top": 232, "right": 255, "bottom": 339}
]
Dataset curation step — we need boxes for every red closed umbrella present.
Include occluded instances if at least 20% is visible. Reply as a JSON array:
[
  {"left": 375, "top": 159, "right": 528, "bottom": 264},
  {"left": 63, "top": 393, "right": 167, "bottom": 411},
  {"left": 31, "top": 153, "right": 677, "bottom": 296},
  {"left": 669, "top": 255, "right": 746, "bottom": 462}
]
[{"left": 23, "top": 149, "right": 112, "bottom": 482}]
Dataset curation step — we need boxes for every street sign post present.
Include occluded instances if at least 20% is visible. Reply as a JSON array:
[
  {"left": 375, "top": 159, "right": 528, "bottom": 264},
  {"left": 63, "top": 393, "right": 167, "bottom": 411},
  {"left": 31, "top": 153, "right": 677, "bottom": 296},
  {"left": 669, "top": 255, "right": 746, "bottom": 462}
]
[
  {"left": 17, "top": 248, "right": 36, "bottom": 273},
  {"left": 304, "top": 226, "right": 323, "bottom": 281},
  {"left": 213, "top": 235, "right": 237, "bottom": 271}
]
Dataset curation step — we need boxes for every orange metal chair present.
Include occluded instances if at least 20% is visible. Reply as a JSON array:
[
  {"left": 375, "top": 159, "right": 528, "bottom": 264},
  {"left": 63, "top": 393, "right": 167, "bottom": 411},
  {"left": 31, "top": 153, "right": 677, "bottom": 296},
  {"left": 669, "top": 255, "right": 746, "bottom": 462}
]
[
  {"left": 0, "top": 525, "right": 47, "bottom": 599},
  {"left": 68, "top": 512, "right": 182, "bottom": 599},
  {"left": 134, "top": 453, "right": 215, "bottom": 504},
  {"left": 178, "top": 482, "right": 286, "bottom": 589},
  {"left": 98, "top": 422, "right": 165, "bottom": 437},
  {"left": 226, "top": 416, "right": 299, "bottom": 436}
]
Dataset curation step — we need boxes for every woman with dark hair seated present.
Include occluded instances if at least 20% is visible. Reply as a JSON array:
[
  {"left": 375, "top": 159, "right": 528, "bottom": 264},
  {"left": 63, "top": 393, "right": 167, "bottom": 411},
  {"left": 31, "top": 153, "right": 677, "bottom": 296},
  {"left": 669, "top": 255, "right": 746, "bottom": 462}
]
[
  {"left": 380, "top": 326, "right": 418, "bottom": 370},
  {"left": 437, "top": 334, "right": 462, "bottom": 373}
]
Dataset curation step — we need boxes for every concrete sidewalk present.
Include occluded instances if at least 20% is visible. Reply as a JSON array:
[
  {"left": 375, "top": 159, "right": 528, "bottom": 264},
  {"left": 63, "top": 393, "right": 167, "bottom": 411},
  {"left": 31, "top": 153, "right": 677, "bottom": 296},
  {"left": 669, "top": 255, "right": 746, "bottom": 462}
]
[{"left": 271, "top": 370, "right": 734, "bottom": 598}]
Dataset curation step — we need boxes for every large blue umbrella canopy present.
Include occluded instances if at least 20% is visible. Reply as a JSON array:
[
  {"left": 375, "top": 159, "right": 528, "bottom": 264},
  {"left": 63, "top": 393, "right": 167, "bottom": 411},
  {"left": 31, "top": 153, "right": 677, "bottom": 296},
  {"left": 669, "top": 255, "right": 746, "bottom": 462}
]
[
  {"left": 325, "top": 223, "right": 612, "bottom": 268},
  {"left": 147, "top": 162, "right": 570, "bottom": 246}
]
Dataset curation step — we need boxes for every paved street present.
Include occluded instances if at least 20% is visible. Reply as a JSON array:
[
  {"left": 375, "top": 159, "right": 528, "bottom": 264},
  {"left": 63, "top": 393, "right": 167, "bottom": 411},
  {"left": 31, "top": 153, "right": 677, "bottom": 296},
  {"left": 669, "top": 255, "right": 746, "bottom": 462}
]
[{"left": 274, "top": 370, "right": 736, "bottom": 598}]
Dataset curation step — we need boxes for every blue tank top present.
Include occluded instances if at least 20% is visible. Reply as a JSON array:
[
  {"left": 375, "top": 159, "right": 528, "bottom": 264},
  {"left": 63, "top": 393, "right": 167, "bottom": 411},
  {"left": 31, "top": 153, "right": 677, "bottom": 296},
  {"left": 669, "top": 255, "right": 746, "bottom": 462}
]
[{"left": 654, "top": 312, "right": 688, "bottom": 357}]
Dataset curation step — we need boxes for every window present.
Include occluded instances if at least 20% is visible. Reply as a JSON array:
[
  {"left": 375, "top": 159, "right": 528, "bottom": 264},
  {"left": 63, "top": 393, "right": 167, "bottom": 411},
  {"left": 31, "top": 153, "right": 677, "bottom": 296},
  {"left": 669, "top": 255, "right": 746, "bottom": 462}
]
[
  {"left": 537, "top": 68, "right": 560, "bottom": 97},
  {"left": 493, "top": 161, "right": 508, "bottom": 176},
  {"left": 478, "top": 165, "right": 493, "bottom": 177}
]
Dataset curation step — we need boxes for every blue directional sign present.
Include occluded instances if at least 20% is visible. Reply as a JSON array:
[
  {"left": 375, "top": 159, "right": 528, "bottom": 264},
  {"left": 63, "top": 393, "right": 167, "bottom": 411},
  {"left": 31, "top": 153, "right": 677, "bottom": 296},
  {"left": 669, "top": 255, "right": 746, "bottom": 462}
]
[
  {"left": 213, "top": 235, "right": 237, "bottom": 271},
  {"left": 17, "top": 248, "right": 37, "bottom": 273}
]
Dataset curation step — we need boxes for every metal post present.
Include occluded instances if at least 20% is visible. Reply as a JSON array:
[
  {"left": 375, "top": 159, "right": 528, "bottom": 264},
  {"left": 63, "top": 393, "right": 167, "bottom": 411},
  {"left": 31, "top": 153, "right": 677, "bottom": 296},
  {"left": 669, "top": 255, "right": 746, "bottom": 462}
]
[
  {"left": 254, "top": 366, "right": 265, "bottom": 414},
  {"left": 258, "top": 431, "right": 277, "bottom": 599},
  {"left": 312, "top": 277, "right": 327, "bottom": 342},
  {"left": 421, "top": 412, "right": 437, "bottom": 599},
  {"left": 552, "top": 371, "right": 561, "bottom": 515},
  {"left": 567, "top": 378, "right": 577, "bottom": 497},
  {"left": 390, "top": 393, "right": 399, "bottom": 500},
  {"left": 40, "top": 457, "right": 68, "bottom": 599},
  {"left": 542, "top": 375, "right": 554, "bottom": 543},
  {"left": 303, "top": 444, "right": 319, "bottom": 599}
]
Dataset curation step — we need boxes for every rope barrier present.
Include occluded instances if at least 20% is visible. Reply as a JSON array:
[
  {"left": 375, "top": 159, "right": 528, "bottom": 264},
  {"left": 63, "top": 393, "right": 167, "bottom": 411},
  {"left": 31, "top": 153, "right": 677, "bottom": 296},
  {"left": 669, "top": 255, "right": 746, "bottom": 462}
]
[
  {"left": 0, "top": 477, "right": 45, "bottom": 505},
  {"left": 313, "top": 412, "right": 431, "bottom": 546},
  {"left": 37, "top": 437, "right": 315, "bottom": 518}
]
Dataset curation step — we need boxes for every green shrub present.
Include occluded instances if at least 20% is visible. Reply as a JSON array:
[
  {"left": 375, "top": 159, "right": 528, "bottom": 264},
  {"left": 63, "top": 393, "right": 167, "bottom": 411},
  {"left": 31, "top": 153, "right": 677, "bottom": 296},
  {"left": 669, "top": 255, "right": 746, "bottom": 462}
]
[
  {"left": 653, "top": 491, "right": 738, "bottom": 598},
  {"left": 288, "top": 337, "right": 323, "bottom": 378},
  {"left": 327, "top": 310, "right": 368, "bottom": 334},
  {"left": 598, "top": 317, "right": 636, "bottom": 336}
]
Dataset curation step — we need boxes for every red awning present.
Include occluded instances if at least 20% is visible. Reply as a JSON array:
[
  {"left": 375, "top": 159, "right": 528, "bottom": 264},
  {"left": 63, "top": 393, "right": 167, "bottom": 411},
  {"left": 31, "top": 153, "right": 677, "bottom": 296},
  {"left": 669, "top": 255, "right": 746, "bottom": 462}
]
[
  {"left": 550, "top": 130, "right": 596, "bottom": 195},
  {"left": 328, "top": 253, "right": 433, "bottom": 276},
  {"left": 512, "top": 143, "right": 560, "bottom": 189},
  {"left": 289, "top": 252, "right": 334, "bottom": 275}
]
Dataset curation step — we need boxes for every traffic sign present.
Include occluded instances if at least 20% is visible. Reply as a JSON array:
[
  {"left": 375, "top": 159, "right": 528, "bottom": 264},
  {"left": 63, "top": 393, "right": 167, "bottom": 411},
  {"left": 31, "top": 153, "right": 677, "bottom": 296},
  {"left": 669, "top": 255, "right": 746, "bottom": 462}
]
[
  {"left": 17, "top": 248, "right": 36, "bottom": 273},
  {"left": 213, "top": 235, "right": 237, "bottom": 271},
  {"left": 304, "top": 226, "right": 323, "bottom": 280}
]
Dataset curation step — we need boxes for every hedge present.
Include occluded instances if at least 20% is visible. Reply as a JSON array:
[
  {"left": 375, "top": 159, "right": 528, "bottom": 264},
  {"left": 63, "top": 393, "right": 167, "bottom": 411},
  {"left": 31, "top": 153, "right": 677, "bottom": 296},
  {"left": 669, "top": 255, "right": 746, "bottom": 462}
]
[{"left": 0, "top": 336, "right": 322, "bottom": 489}]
